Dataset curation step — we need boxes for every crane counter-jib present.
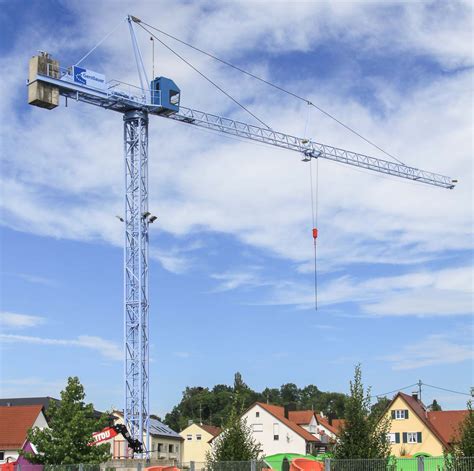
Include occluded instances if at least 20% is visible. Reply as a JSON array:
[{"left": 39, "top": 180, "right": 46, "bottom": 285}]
[{"left": 29, "top": 68, "right": 456, "bottom": 190}]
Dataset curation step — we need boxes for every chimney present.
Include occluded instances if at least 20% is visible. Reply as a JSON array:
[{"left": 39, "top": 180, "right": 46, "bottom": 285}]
[
  {"left": 412, "top": 393, "right": 418, "bottom": 401},
  {"left": 284, "top": 403, "right": 297, "bottom": 419}
]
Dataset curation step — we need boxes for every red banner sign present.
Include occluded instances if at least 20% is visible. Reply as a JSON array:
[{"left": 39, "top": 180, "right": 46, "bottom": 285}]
[{"left": 90, "top": 426, "right": 119, "bottom": 445}]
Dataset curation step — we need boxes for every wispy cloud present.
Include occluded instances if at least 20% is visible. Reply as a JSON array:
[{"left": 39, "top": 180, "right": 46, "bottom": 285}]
[
  {"left": 0, "top": 377, "right": 65, "bottom": 398},
  {"left": 173, "top": 351, "right": 191, "bottom": 359},
  {"left": 210, "top": 267, "right": 266, "bottom": 292},
  {"left": 0, "top": 334, "right": 122, "bottom": 361},
  {"left": 382, "top": 333, "right": 473, "bottom": 371},
  {"left": 256, "top": 265, "right": 473, "bottom": 316},
  {"left": 16, "top": 273, "right": 56, "bottom": 286},
  {"left": 0, "top": 311, "right": 45, "bottom": 329}
]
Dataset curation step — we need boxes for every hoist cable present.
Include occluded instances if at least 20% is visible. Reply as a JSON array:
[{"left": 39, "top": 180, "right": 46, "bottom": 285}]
[
  {"left": 75, "top": 18, "right": 125, "bottom": 67},
  {"left": 137, "top": 23, "right": 272, "bottom": 130},
  {"left": 138, "top": 20, "right": 405, "bottom": 165},
  {"left": 309, "top": 158, "right": 318, "bottom": 311}
]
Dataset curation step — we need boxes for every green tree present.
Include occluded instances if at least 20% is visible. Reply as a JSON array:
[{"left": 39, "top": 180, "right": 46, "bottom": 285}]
[
  {"left": 458, "top": 400, "right": 474, "bottom": 456},
  {"left": 206, "top": 397, "right": 260, "bottom": 463},
  {"left": 334, "top": 365, "right": 391, "bottom": 466},
  {"left": 280, "top": 383, "right": 300, "bottom": 404},
  {"left": 428, "top": 399, "right": 442, "bottom": 411},
  {"left": 370, "top": 397, "right": 391, "bottom": 419},
  {"left": 444, "top": 401, "right": 474, "bottom": 469},
  {"left": 21, "top": 377, "right": 111, "bottom": 464}
]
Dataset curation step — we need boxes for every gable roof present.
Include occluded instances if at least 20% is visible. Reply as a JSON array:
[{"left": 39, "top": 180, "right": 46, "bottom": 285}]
[
  {"left": 288, "top": 410, "right": 315, "bottom": 425},
  {"left": 255, "top": 403, "right": 319, "bottom": 442},
  {"left": 427, "top": 410, "right": 469, "bottom": 444},
  {"left": 383, "top": 392, "right": 454, "bottom": 448},
  {"left": 0, "top": 405, "right": 44, "bottom": 449},
  {"left": 198, "top": 424, "right": 222, "bottom": 438},
  {"left": 316, "top": 414, "right": 344, "bottom": 435}
]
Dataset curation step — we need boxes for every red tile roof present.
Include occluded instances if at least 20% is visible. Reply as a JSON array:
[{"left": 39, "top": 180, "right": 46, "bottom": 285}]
[
  {"left": 256, "top": 403, "right": 319, "bottom": 442},
  {"left": 428, "top": 410, "right": 469, "bottom": 444},
  {"left": 198, "top": 424, "right": 222, "bottom": 438},
  {"left": 288, "top": 410, "right": 315, "bottom": 425},
  {"left": 384, "top": 392, "right": 469, "bottom": 448},
  {"left": 0, "top": 405, "right": 44, "bottom": 449},
  {"left": 316, "top": 415, "right": 344, "bottom": 435}
]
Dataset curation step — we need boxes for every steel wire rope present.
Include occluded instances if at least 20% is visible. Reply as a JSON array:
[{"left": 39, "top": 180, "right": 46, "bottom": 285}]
[
  {"left": 75, "top": 18, "right": 125, "bottom": 66},
  {"left": 306, "top": 104, "right": 319, "bottom": 311},
  {"left": 369, "top": 383, "right": 419, "bottom": 400},
  {"left": 137, "top": 23, "right": 272, "bottom": 130},
  {"left": 422, "top": 383, "right": 472, "bottom": 397},
  {"left": 138, "top": 20, "right": 406, "bottom": 165}
]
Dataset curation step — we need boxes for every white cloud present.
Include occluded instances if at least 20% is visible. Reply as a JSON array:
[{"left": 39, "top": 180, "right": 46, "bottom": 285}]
[
  {"left": 0, "top": 334, "right": 122, "bottom": 361},
  {"left": 246, "top": 265, "right": 473, "bottom": 316},
  {"left": 383, "top": 333, "right": 473, "bottom": 370},
  {"left": 0, "top": 312, "right": 45, "bottom": 329},
  {"left": 0, "top": 2, "right": 471, "bottom": 280}
]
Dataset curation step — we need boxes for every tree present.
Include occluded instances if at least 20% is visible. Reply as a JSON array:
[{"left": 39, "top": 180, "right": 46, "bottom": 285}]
[
  {"left": 21, "top": 377, "right": 111, "bottom": 464},
  {"left": 370, "top": 397, "right": 391, "bottom": 419},
  {"left": 334, "top": 365, "right": 391, "bottom": 467},
  {"left": 457, "top": 400, "right": 474, "bottom": 456},
  {"left": 206, "top": 397, "right": 260, "bottom": 463},
  {"left": 428, "top": 399, "right": 442, "bottom": 411}
]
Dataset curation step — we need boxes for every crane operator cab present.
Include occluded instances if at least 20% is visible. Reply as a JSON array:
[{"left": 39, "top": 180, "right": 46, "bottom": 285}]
[{"left": 150, "top": 76, "right": 180, "bottom": 115}]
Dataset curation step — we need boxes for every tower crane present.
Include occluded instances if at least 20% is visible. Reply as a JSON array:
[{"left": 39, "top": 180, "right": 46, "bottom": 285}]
[{"left": 26, "top": 15, "right": 456, "bottom": 456}]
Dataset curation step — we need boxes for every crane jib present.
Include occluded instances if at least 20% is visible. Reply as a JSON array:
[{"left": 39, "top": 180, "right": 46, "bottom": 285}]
[{"left": 29, "top": 71, "right": 456, "bottom": 190}]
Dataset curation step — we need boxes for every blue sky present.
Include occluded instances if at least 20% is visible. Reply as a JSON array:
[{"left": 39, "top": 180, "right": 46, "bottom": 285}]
[{"left": 0, "top": 0, "right": 472, "bottom": 418}]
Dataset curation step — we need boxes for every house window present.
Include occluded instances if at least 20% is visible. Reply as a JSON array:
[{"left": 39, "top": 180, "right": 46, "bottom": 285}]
[
  {"left": 169, "top": 444, "right": 174, "bottom": 453},
  {"left": 256, "top": 411, "right": 260, "bottom": 417},
  {"left": 407, "top": 432, "right": 420, "bottom": 443},
  {"left": 187, "top": 434, "right": 192, "bottom": 441},
  {"left": 196, "top": 434, "right": 202, "bottom": 441},
  {"left": 273, "top": 423, "right": 279, "bottom": 441},
  {"left": 157, "top": 443, "right": 163, "bottom": 452},
  {"left": 309, "top": 424, "right": 316, "bottom": 433},
  {"left": 388, "top": 433, "right": 400, "bottom": 444},
  {"left": 252, "top": 423, "right": 263, "bottom": 432},
  {"left": 0, "top": 452, "right": 4, "bottom": 461},
  {"left": 392, "top": 409, "right": 409, "bottom": 420}
]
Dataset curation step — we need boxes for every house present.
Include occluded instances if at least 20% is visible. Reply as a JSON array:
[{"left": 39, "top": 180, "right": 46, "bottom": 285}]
[
  {"left": 180, "top": 423, "right": 221, "bottom": 463},
  {"left": 288, "top": 410, "right": 344, "bottom": 444},
  {"left": 0, "top": 397, "right": 105, "bottom": 420},
  {"left": 213, "top": 402, "right": 326, "bottom": 457},
  {"left": 110, "top": 411, "right": 183, "bottom": 462},
  {"left": 0, "top": 404, "right": 48, "bottom": 465},
  {"left": 380, "top": 392, "right": 469, "bottom": 457}
]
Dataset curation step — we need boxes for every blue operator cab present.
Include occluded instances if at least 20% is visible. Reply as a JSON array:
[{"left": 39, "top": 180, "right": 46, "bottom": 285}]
[{"left": 150, "top": 77, "right": 180, "bottom": 115}]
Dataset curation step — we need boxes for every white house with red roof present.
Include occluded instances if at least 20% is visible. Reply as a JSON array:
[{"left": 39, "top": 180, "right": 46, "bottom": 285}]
[
  {"left": 0, "top": 405, "right": 48, "bottom": 464},
  {"left": 228, "top": 402, "right": 325, "bottom": 456},
  {"left": 288, "top": 410, "right": 343, "bottom": 444}
]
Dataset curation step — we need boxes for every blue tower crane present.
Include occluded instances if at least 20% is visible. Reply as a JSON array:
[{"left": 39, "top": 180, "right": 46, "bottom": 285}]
[{"left": 26, "top": 14, "right": 456, "bottom": 457}]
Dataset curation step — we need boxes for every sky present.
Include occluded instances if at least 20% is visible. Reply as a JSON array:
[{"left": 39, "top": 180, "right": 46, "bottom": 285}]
[{"left": 0, "top": 0, "right": 473, "bottom": 419}]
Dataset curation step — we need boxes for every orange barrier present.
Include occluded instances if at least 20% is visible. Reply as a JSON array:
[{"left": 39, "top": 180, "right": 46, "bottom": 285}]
[
  {"left": 145, "top": 467, "right": 180, "bottom": 471},
  {"left": 290, "top": 458, "right": 324, "bottom": 471}
]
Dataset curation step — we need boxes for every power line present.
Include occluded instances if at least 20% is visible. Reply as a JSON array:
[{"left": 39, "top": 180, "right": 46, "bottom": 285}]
[
  {"left": 370, "top": 383, "right": 419, "bottom": 400},
  {"left": 139, "top": 20, "right": 406, "bottom": 166},
  {"left": 137, "top": 23, "right": 272, "bottom": 130},
  {"left": 422, "top": 383, "right": 472, "bottom": 397}
]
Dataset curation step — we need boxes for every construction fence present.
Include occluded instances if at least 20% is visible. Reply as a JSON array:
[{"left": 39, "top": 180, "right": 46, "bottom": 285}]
[{"left": 11, "top": 458, "right": 474, "bottom": 471}]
